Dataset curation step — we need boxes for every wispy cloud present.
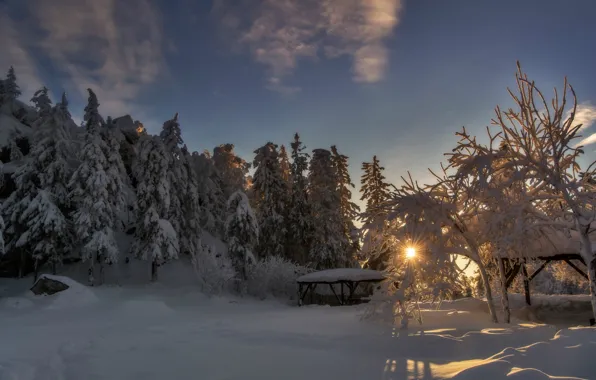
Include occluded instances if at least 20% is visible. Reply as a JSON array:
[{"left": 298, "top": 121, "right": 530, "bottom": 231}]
[
  {"left": 576, "top": 133, "right": 596, "bottom": 147},
  {"left": 0, "top": 6, "right": 43, "bottom": 100},
  {"left": 571, "top": 103, "right": 596, "bottom": 131},
  {"left": 213, "top": 0, "right": 404, "bottom": 93},
  {"left": 10, "top": 0, "right": 166, "bottom": 120}
]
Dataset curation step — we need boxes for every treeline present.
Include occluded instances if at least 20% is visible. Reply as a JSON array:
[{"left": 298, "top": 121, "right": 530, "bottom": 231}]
[{"left": 0, "top": 67, "right": 391, "bottom": 286}]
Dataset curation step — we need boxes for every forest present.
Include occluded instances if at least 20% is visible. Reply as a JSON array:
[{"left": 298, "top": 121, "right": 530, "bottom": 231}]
[{"left": 0, "top": 63, "right": 594, "bottom": 324}]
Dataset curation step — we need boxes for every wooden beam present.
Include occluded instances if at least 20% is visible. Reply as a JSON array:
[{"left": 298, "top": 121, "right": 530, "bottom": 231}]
[
  {"left": 505, "top": 263, "right": 521, "bottom": 288},
  {"left": 528, "top": 260, "right": 550, "bottom": 282},
  {"left": 522, "top": 264, "right": 531, "bottom": 306},
  {"left": 328, "top": 283, "right": 343, "bottom": 305},
  {"left": 564, "top": 260, "right": 589, "bottom": 280}
]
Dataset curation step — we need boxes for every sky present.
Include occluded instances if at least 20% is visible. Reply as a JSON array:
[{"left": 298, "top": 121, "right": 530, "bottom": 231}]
[{"left": 1, "top": 0, "right": 596, "bottom": 205}]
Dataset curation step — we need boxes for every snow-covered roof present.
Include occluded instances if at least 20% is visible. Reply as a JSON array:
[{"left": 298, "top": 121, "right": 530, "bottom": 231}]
[
  {"left": 297, "top": 268, "right": 385, "bottom": 283},
  {"left": 505, "top": 224, "right": 596, "bottom": 259}
]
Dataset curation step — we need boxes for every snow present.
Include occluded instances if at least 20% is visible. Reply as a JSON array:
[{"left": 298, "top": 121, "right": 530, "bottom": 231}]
[
  {"left": 297, "top": 268, "right": 385, "bottom": 283},
  {"left": 0, "top": 279, "right": 595, "bottom": 379},
  {"left": 0, "top": 112, "right": 30, "bottom": 148}
]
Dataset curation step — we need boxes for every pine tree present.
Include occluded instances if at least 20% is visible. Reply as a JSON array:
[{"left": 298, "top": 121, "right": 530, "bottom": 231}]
[
  {"left": 287, "top": 133, "right": 312, "bottom": 264},
  {"left": 279, "top": 144, "right": 291, "bottom": 186},
  {"left": 3, "top": 93, "right": 74, "bottom": 276},
  {"left": 191, "top": 151, "right": 226, "bottom": 237},
  {"left": 30, "top": 87, "right": 53, "bottom": 127},
  {"left": 252, "top": 142, "right": 288, "bottom": 258},
  {"left": 102, "top": 116, "right": 128, "bottom": 229},
  {"left": 308, "top": 149, "right": 349, "bottom": 268},
  {"left": 331, "top": 145, "right": 360, "bottom": 261},
  {"left": 226, "top": 191, "right": 258, "bottom": 284},
  {"left": 131, "top": 136, "right": 179, "bottom": 281},
  {"left": 4, "top": 66, "right": 21, "bottom": 100},
  {"left": 159, "top": 114, "right": 185, "bottom": 246},
  {"left": 359, "top": 156, "right": 392, "bottom": 269},
  {"left": 213, "top": 144, "right": 250, "bottom": 199},
  {"left": 179, "top": 145, "right": 202, "bottom": 257},
  {"left": 69, "top": 90, "right": 121, "bottom": 285},
  {"left": 9, "top": 136, "right": 23, "bottom": 161}
]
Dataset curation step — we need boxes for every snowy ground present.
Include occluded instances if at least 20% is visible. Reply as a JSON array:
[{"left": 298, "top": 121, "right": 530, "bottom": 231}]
[{"left": 1, "top": 277, "right": 595, "bottom": 380}]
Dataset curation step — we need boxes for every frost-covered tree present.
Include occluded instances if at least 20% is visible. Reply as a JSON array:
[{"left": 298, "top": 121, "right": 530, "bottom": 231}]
[
  {"left": 226, "top": 191, "right": 258, "bottom": 284},
  {"left": 2, "top": 93, "right": 73, "bottom": 277},
  {"left": 191, "top": 151, "right": 226, "bottom": 236},
  {"left": 30, "top": 87, "right": 53, "bottom": 127},
  {"left": 4, "top": 66, "right": 20, "bottom": 100},
  {"left": 287, "top": 133, "right": 313, "bottom": 264},
  {"left": 131, "top": 136, "right": 179, "bottom": 281},
  {"left": 279, "top": 144, "right": 291, "bottom": 186},
  {"left": 252, "top": 142, "right": 288, "bottom": 258},
  {"left": 179, "top": 145, "right": 202, "bottom": 257},
  {"left": 450, "top": 63, "right": 596, "bottom": 321},
  {"left": 101, "top": 116, "right": 128, "bottom": 228},
  {"left": 9, "top": 136, "right": 23, "bottom": 161},
  {"left": 308, "top": 149, "right": 349, "bottom": 268},
  {"left": 331, "top": 145, "right": 360, "bottom": 260},
  {"left": 159, "top": 113, "right": 185, "bottom": 245},
  {"left": 359, "top": 156, "right": 392, "bottom": 270},
  {"left": 213, "top": 144, "right": 250, "bottom": 198},
  {"left": 69, "top": 90, "right": 121, "bottom": 285}
]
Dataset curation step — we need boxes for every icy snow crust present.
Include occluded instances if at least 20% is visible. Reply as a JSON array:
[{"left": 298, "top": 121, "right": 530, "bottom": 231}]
[
  {"left": 1, "top": 278, "right": 595, "bottom": 380},
  {"left": 297, "top": 268, "right": 385, "bottom": 283}
]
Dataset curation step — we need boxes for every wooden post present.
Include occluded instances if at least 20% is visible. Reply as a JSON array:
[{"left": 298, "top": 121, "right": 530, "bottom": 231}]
[{"left": 522, "top": 263, "right": 531, "bottom": 306}]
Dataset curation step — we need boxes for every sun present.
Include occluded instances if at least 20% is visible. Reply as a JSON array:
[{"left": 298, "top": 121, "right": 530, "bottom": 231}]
[{"left": 405, "top": 247, "right": 416, "bottom": 259}]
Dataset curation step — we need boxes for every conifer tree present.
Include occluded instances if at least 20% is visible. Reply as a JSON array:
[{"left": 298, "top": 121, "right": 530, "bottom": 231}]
[
  {"left": 69, "top": 89, "right": 120, "bottom": 285},
  {"left": 331, "top": 145, "right": 360, "bottom": 260},
  {"left": 5, "top": 66, "right": 21, "bottom": 100},
  {"left": 9, "top": 136, "right": 23, "bottom": 161},
  {"left": 279, "top": 144, "right": 291, "bottom": 186},
  {"left": 252, "top": 142, "right": 288, "bottom": 258},
  {"left": 3, "top": 94, "right": 73, "bottom": 277},
  {"left": 213, "top": 144, "right": 250, "bottom": 199},
  {"left": 179, "top": 145, "right": 202, "bottom": 257},
  {"left": 308, "top": 149, "right": 349, "bottom": 268},
  {"left": 191, "top": 151, "right": 226, "bottom": 237},
  {"left": 287, "top": 133, "right": 312, "bottom": 263},
  {"left": 359, "top": 155, "right": 392, "bottom": 269},
  {"left": 226, "top": 191, "right": 258, "bottom": 284},
  {"left": 131, "top": 136, "right": 179, "bottom": 281},
  {"left": 30, "top": 87, "right": 53, "bottom": 127},
  {"left": 159, "top": 113, "right": 185, "bottom": 244},
  {"left": 102, "top": 116, "right": 128, "bottom": 229}
]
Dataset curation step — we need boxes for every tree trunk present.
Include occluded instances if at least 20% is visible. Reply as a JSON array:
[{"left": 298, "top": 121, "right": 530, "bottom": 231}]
[
  {"left": 33, "top": 259, "right": 39, "bottom": 284},
  {"left": 578, "top": 230, "right": 596, "bottom": 322},
  {"left": 18, "top": 250, "right": 25, "bottom": 278},
  {"left": 151, "top": 260, "right": 158, "bottom": 282},
  {"left": 51, "top": 260, "right": 56, "bottom": 275},
  {"left": 88, "top": 264, "right": 95, "bottom": 286},
  {"left": 497, "top": 257, "right": 511, "bottom": 324},
  {"left": 476, "top": 259, "right": 499, "bottom": 323}
]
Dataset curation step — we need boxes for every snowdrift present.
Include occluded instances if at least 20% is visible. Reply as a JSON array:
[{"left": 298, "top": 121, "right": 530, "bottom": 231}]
[{"left": 32, "top": 274, "right": 99, "bottom": 309}]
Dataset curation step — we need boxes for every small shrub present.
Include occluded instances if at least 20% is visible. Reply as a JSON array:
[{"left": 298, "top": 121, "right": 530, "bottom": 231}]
[{"left": 246, "top": 256, "right": 311, "bottom": 300}]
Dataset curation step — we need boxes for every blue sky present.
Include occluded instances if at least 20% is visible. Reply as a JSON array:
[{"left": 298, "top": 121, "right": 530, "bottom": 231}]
[{"left": 1, "top": 0, "right": 596, "bottom": 202}]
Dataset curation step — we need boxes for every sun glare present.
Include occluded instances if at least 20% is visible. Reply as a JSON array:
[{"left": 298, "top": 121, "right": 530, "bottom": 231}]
[{"left": 405, "top": 247, "right": 416, "bottom": 258}]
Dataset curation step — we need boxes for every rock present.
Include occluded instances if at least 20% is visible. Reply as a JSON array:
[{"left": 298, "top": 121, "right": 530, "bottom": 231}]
[{"left": 30, "top": 276, "right": 70, "bottom": 295}]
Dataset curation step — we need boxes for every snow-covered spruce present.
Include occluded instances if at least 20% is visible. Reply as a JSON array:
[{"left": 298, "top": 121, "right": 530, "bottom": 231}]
[
  {"left": 190, "top": 151, "right": 226, "bottom": 237},
  {"left": 225, "top": 191, "right": 258, "bottom": 287},
  {"left": 331, "top": 145, "right": 360, "bottom": 263},
  {"left": 308, "top": 149, "right": 349, "bottom": 269},
  {"left": 251, "top": 142, "right": 288, "bottom": 258},
  {"left": 213, "top": 143, "right": 250, "bottom": 200},
  {"left": 68, "top": 89, "right": 121, "bottom": 285},
  {"left": 359, "top": 155, "right": 392, "bottom": 270},
  {"left": 131, "top": 136, "right": 179, "bottom": 281},
  {"left": 286, "top": 133, "right": 313, "bottom": 264}
]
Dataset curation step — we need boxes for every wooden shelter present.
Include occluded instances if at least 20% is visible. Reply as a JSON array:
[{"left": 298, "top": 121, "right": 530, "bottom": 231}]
[
  {"left": 296, "top": 268, "right": 386, "bottom": 306},
  {"left": 500, "top": 226, "right": 594, "bottom": 308}
]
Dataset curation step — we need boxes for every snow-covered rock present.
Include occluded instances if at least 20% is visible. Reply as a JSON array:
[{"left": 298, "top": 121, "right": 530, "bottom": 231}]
[{"left": 31, "top": 274, "right": 98, "bottom": 309}]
